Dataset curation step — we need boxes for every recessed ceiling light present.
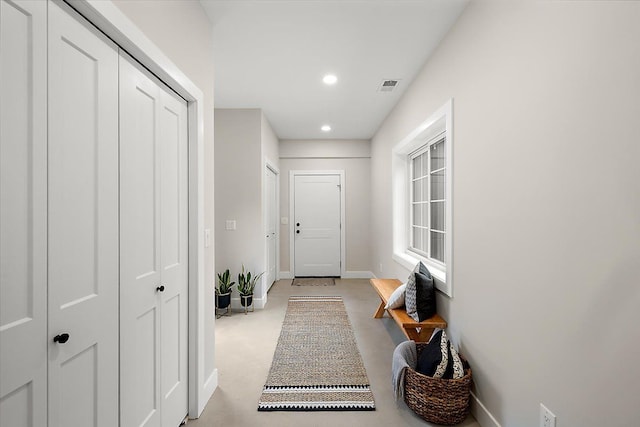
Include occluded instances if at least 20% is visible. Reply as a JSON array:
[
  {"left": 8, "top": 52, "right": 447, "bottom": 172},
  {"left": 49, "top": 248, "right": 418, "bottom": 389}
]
[
  {"left": 322, "top": 74, "right": 338, "bottom": 85},
  {"left": 321, "top": 125, "right": 332, "bottom": 132}
]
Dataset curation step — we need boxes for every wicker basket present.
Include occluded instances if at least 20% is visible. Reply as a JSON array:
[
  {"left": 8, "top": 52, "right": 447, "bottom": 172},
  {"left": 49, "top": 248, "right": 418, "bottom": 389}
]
[{"left": 404, "top": 343, "right": 472, "bottom": 425}]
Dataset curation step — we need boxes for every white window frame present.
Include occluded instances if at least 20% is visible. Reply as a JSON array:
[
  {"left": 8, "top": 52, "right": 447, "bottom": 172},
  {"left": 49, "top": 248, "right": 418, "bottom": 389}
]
[
  {"left": 392, "top": 99, "right": 453, "bottom": 296},
  {"left": 408, "top": 133, "right": 446, "bottom": 264}
]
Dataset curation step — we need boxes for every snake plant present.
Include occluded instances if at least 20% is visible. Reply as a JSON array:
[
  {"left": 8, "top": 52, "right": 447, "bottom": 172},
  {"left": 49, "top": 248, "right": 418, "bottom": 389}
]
[
  {"left": 237, "top": 264, "right": 264, "bottom": 296},
  {"left": 216, "top": 269, "right": 235, "bottom": 294}
]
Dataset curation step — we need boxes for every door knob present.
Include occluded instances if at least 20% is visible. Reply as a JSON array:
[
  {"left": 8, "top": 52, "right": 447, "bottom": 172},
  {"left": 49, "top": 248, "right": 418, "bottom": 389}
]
[
  {"left": 156, "top": 285, "right": 165, "bottom": 292},
  {"left": 296, "top": 230, "right": 300, "bottom": 234},
  {"left": 53, "top": 333, "right": 70, "bottom": 344},
  {"left": 296, "top": 223, "right": 300, "bottom": 226}
]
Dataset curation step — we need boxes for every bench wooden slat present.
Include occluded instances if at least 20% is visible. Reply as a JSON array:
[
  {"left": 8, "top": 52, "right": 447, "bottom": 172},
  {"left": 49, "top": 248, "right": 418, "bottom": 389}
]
[{"left": 370, "top": 278, "right": 447, "bottom": 342}]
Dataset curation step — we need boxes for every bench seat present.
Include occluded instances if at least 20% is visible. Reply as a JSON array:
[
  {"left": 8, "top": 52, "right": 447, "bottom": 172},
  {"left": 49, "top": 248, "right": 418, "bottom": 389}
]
[{"left": 370, "top": 278, "right": 447, "bottom": 342}]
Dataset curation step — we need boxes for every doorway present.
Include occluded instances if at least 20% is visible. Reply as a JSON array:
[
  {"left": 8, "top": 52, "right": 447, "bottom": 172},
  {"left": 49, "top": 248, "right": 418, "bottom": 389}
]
[{"left": 290, "top": 171, "right": 345, "bottom": 277}]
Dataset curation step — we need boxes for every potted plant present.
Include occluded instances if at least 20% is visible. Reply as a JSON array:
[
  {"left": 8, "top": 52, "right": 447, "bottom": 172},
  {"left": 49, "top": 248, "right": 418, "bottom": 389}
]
[
  {"left": 216, "top": 268, "right": 235, "bottom": 310},
  {"left": 237, "top": 264, "right": 264, "bottom": 309}
]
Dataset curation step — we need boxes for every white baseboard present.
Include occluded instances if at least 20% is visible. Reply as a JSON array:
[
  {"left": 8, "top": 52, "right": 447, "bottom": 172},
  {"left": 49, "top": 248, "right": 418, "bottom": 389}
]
[
  {"left": 342, "top": 271, "right": 374, "bottom": 279},
  {"left": 279, "top": 271, "right": 293, "bottom": 279},
  {"left": 470, "top": 391, "right": 502, "bottom": 427},
  {"left": 254, "top": 295, "right": 266, "bottom": 309}
]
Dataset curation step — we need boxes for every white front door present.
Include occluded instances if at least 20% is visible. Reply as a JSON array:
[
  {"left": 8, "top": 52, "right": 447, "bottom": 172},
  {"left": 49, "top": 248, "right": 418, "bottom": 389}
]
[
  {"left": 0, "top": 1, "right": 47, "bottom": 426},
  {"left": 293, "top": 174, "right": 341, "bottom": 277},
  {"left": 47, "top": 2, "right": 120, "bottom": 426},
  {"left": 119, "top": 53, "right": 189, "bottom": 427},
  {"left": 265, "top": 167, "right": 278, "bottom": 290}
]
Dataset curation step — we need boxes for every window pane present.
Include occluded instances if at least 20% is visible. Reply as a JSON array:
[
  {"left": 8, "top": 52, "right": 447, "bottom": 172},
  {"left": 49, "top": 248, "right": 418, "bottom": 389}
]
[
  {"left": 431, "top": 201, "right": 445, "bottom": 231},
  {"left": 412, "top": 156, "right": 421, "bottom": 179},
  {"left": 422, "top": 175, "right": 430, "bottom": 201},
  {"left": 421, "top": 151, "right": 430, "bottom": 177},
  {"left": 431, "top": 231, "right": 445, "bottom": 262},
  {"left": 413, "top": 203, "right": 422, "bottom": 227},
  {"left": 431, "top": 139, "right": 445, "bottom": 171},
  {"left": 431, "top": 170, "right": 445, "bottom": 200},
  {"left": 412, "top": 227, "right": 422, "bottom": 250},
  {"left": 421, "top": 228, "right": 429, "bottom": 254},
  {"left": 413, "top": 179, "right": 422, "bottom": 202},
  {"left": 422, "top": 203, "right": 429, "bottom": 228}
]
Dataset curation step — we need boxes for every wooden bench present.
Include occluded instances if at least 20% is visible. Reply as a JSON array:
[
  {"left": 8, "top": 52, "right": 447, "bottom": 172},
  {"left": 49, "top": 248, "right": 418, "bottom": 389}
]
[{"left": 370, "top": 278, "right": 447, "bottom": 342}]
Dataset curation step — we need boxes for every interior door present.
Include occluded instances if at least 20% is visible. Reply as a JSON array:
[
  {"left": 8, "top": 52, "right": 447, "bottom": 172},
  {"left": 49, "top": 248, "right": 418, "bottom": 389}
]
[
  {"left": 0, "top": 1, "right": 47, "bottom": 426},
  {"left": 158, "top": 65, "right": 189, "bottom": 427},
  {"left": 293, "top": 174, "right": 341, "bottom": 277},
  {"left": 119, "top": 53, "right": 189, "bottom": 427},
  {"left": 265, "top": 167, "right": 277, "bottom": 290},
  {"left": 47, "top": 2, "right": 119, "bottom": 426}
]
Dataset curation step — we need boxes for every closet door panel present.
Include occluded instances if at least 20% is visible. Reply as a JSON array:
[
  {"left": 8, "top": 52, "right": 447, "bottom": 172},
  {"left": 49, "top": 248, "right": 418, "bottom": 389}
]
[
  {"left": 48, "top": 2, "right": 119, "bottom": 426},
  {"left": 119, "top": 54, "right": 162, "bottom": 427},
  {"left": 0, "top": 1, "right": 47, "bottom": 426},
  {"left": 120, "top": 53, "right": 188, "bottom": 427},
  {"left": 159, "top": 90, "right": 189, "bottom": 427}
]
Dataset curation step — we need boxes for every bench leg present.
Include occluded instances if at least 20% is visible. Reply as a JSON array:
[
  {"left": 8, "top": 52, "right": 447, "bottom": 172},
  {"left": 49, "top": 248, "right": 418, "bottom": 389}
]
[
  {"left": 417, "top": 327, "right": 435, "bottom": 342},
  {"left": 404, "top": 328, "right": 419, "bottom": 341},
  {"left": 373, "top": 300, "right": 386, "bottom": 318}
]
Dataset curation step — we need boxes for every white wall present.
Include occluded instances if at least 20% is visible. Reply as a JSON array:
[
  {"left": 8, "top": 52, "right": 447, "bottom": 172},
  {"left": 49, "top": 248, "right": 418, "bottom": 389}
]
[
  {"left": 371, "top": 2, "right": 640, "bottom": 426},
  {"left": 214, "top": 109, "right": 279, "bottom": 307},
  {"left": 280, "top": 139, "right": 371, "bottom": 277},
  {"left": 214, "top": 109, "right": 262, "bottom": 298},
  {"left": 111, "top": 0, "right": 218, "bottom": 410}
]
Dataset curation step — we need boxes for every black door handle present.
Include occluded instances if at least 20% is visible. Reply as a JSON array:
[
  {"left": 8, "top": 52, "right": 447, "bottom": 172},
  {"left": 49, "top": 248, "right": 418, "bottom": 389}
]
[
  {"left": 296, "top": 230, "right": 300, "bottom": 234},
  {"left": 53, "top": 333, "right": 70, "bottom": 344},
  {"left": 156, "top": 285, "right": 165, "bottom": 292},
  {"left": 296, "top": 223, "right": 300, "bottom": 226}
]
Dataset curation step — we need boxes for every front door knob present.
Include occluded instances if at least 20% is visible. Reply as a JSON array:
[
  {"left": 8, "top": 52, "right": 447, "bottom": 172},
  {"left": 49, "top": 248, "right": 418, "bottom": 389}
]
[
  {"left": 156, "top": 285, "right": 165, "bottom": 292},
  {"left": 53, "top": 333, "right": 70, "bottom": 344}
]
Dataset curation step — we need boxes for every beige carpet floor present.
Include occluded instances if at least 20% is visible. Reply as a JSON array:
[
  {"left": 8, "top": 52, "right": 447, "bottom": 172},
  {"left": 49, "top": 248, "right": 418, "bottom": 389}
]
[{"left": 186, "top": 278, "right": 481, "bottom": 427}]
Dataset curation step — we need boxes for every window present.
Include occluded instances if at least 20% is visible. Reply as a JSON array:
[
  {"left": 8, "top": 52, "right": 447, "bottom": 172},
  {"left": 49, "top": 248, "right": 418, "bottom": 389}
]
[
  {"left": 409, "top": 134, "right": 446, "bottom": 264},
  {"left": 392, "top": 99, "right": 452, "bottom": 296}
]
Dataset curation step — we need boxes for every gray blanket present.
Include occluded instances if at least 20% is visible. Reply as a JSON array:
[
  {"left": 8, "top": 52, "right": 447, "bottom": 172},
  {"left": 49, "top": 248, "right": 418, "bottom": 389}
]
[{"left": 391, "top": 340, "right": 417, "bottom": 400}]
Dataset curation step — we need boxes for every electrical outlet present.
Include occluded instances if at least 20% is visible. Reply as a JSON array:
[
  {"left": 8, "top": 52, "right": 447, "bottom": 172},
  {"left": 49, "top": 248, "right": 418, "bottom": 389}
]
[{"left": 540, "top": 404, "right": 556, "bottom": 427}]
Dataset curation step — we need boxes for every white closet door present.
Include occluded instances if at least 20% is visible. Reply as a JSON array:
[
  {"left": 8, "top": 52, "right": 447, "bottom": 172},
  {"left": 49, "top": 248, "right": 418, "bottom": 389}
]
[
  {"left": 48, "top": 2, "right": 119, "bottom": 427},
  {"left": 119, "top": 53, "right": 189, "bottom": 427},
  {"left": 158, "top": 81, "right": 189, "bottom": 426},
  {"left": 265, "top": 167, "right": 277, "bottom": 290},
  {"left": 0, "top": 1, "right": 47, "bottom": 426}
]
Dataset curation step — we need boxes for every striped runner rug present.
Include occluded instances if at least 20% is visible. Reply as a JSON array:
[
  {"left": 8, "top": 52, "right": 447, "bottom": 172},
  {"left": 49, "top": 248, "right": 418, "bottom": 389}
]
[{"left": 258, "top": 296, "right": 375, "bottom": 411}]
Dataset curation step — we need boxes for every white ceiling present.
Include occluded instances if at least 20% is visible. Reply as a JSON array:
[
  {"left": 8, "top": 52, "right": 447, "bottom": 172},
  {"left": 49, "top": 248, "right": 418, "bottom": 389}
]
[{"left": 201, "top": 0, "right": 469, "bottom": 140}]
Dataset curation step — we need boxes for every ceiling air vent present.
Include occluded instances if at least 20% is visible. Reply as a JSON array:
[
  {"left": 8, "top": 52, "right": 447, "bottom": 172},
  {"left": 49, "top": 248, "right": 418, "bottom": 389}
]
[{"left": 378, "top": 79, "right": 400, "bottom": 93}]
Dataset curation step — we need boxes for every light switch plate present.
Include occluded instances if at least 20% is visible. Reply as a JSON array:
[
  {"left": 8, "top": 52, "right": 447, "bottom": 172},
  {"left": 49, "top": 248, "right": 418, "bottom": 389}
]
[{"left": 225, "top": 220, "right": 236, "bottom": 230}]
